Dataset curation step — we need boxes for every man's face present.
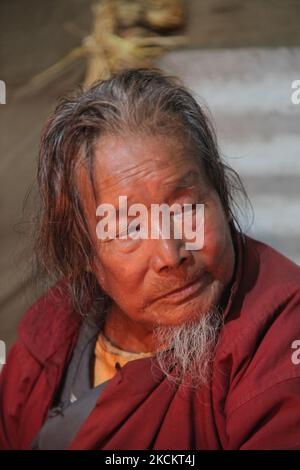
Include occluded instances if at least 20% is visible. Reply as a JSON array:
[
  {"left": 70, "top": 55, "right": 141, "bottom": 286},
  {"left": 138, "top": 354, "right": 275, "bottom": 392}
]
[{"left": 79, "top": 133, "right": 235, "bottom": 328}]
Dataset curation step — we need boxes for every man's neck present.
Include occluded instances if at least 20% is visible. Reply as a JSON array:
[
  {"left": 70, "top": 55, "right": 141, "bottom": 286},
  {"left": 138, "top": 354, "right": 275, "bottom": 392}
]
[{"left": 103, "top": 303, "right": 157, "bottom": 354}]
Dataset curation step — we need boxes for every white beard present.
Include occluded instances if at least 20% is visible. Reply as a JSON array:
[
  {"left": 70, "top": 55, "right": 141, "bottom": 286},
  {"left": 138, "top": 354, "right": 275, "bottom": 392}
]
[{"left": 152, "top": 307, "right": 223, "bottom": 388}]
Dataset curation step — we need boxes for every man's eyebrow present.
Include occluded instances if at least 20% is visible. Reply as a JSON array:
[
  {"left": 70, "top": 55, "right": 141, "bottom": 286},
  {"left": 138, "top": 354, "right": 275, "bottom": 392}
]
[
  {"left": 172, "top": 169, "right": 200, "bottom": 190},
  {"left": 106, "top": 170, "right": 201, "bottom": 216}
]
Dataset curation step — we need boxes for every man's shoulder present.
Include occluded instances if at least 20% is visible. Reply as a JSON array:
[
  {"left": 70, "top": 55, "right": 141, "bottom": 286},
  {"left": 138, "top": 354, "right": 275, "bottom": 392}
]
[
  {"left": 18, "top": 280, "right": 81, "bottom": 363},
  {"left": 247, "top": 235, "right": 300, "bottom": 287},
  {"left": 245, "top": 234, "right": 300, "bottom": 327},
  {"left": 217, "top": 235, "right": 300, "bottom": 413},
  {"left": 236, "top": 234, "right": 300, "bottom": 318}
]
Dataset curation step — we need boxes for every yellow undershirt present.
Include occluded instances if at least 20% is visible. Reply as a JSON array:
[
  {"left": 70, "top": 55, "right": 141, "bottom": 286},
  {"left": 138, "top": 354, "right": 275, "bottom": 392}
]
[{"left": 93, "top": 333, "right": 154, "bottom": 387}]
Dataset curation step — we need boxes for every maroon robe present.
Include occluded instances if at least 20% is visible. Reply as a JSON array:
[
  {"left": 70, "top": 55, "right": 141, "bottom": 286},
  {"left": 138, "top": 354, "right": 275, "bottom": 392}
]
[{"left": 1, "top": 232, "right": 300, "bottom": 450}]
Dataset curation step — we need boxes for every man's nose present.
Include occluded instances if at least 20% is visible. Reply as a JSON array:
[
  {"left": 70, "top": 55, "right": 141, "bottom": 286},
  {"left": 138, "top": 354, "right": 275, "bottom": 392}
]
[{"left": 150, "top": 237, "right": 192, "bottom": 274}]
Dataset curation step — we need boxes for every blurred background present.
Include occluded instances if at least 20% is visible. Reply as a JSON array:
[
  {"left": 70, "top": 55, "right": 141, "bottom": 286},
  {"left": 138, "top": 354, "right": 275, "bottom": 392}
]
[{"left": 1, "top": 0, "right": 300, "bottom": 351}]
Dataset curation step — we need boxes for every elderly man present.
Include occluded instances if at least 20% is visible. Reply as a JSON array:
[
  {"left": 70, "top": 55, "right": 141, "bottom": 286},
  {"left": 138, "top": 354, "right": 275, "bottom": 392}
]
[{"left": 1, "top": 68, "right": 300, "bottom": 450}]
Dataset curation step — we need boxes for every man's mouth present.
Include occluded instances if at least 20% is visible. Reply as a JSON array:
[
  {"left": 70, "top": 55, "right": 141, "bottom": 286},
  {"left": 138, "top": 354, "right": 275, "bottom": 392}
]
[{"left": 156, "top": 273, "right": 210, "bottom": 304}]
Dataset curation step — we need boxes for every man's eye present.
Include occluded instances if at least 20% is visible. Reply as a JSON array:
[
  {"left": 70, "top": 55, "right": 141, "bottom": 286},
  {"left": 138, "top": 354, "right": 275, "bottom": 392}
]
[
  {"left": 128, "top": 223, "right": 141, "bottom": 235},
  {"left": 117, "top": 223, "right": 141, "bottom": 238}
]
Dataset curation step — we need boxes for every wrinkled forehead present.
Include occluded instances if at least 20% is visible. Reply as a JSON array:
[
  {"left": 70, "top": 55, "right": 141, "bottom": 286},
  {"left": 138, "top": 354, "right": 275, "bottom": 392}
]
[
  {"left": 92, "top": 134, "right": 204, "bottom": 199},
  {"left": 75, "top": 133, "right": 209, "bottom": 217}
]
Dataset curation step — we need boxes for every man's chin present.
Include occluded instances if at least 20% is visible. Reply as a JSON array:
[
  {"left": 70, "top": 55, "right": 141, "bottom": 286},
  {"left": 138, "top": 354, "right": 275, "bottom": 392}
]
[{"left": 149, "top": 297, "right": 216, "bottom": 328}]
